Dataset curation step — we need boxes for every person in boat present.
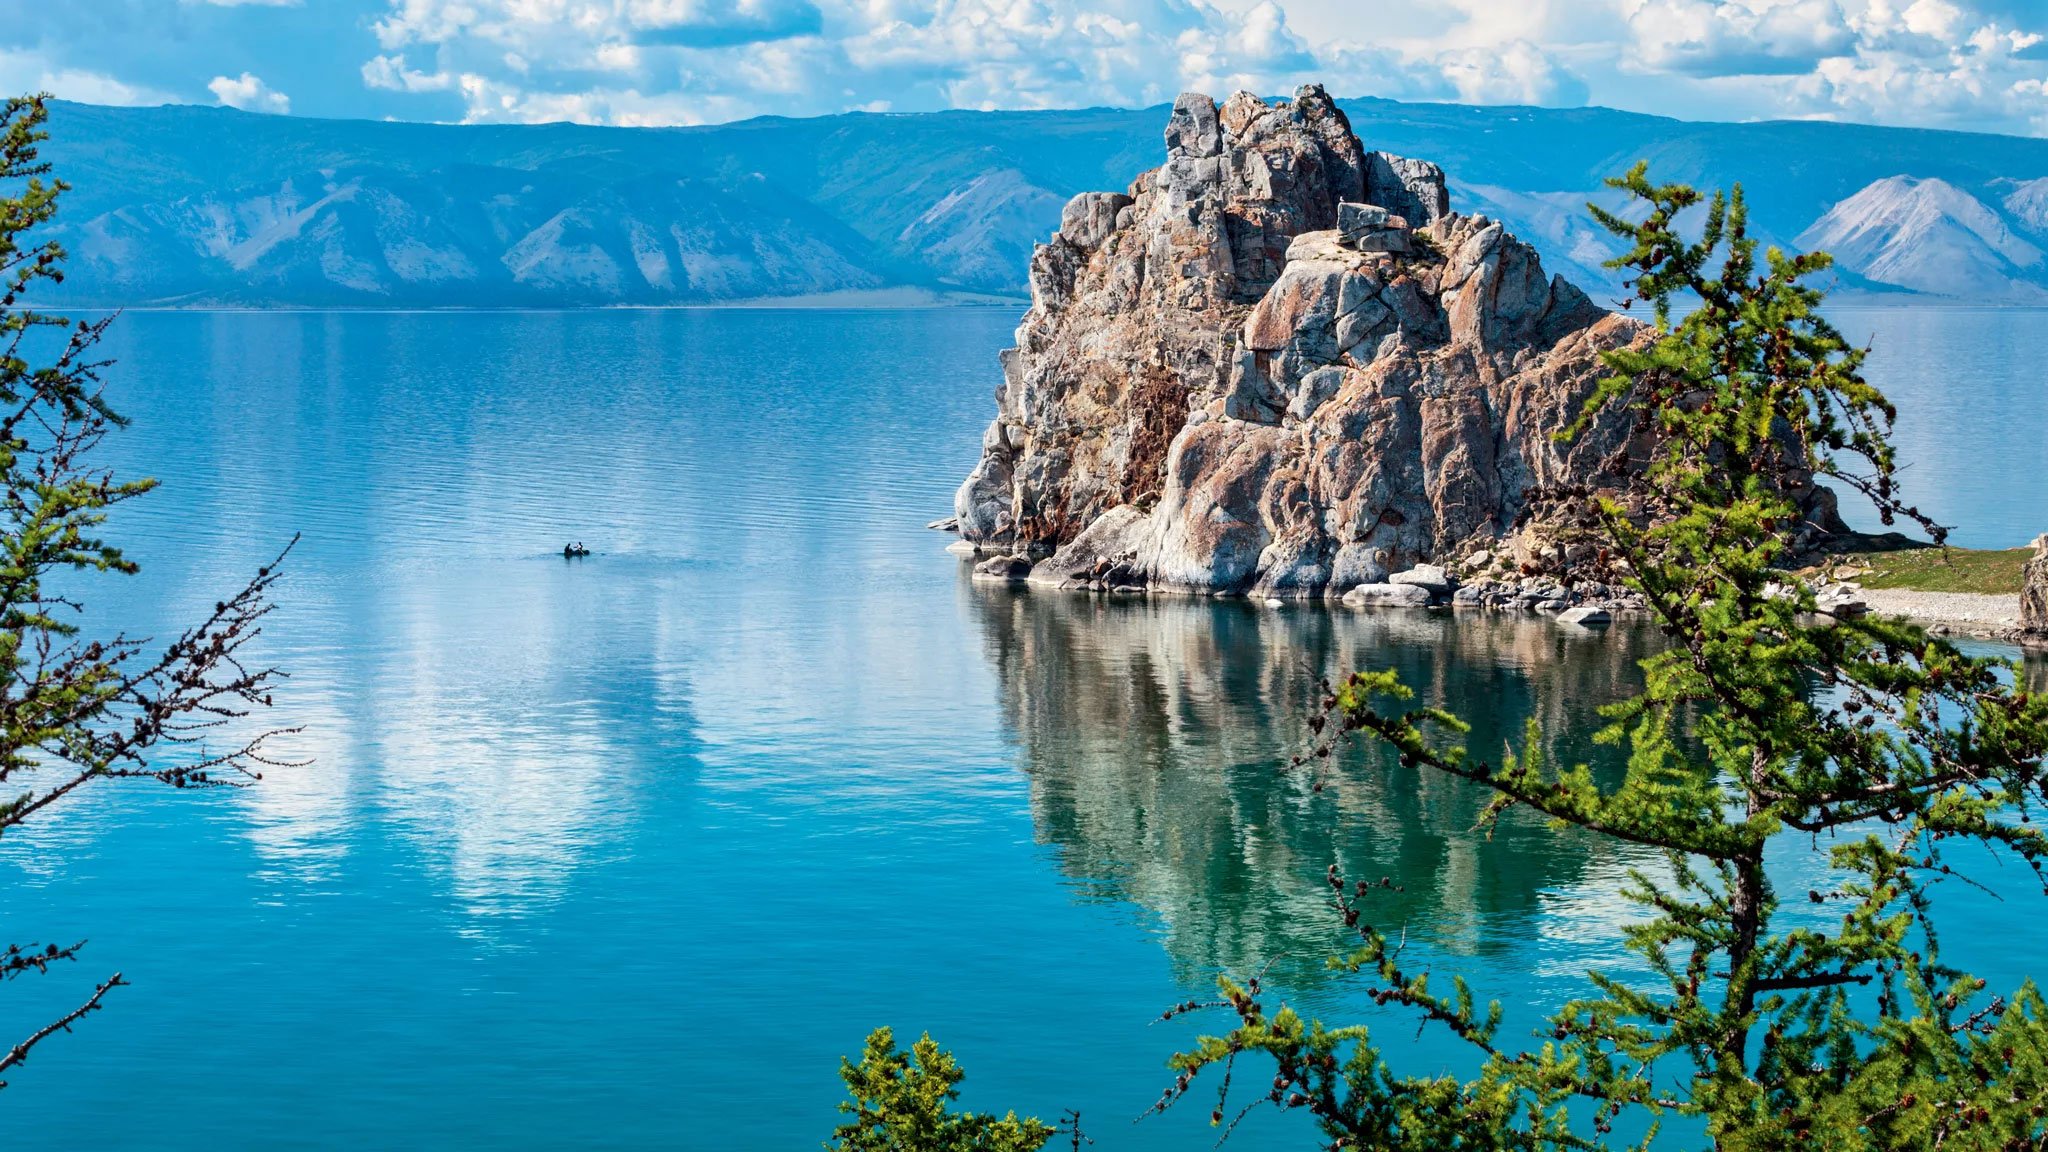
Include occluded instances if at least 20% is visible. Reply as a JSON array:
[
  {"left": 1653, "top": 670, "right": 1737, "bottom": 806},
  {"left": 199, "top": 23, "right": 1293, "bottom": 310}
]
[{"left": 563, "top": 542, "right": 589, "bottom": 558}]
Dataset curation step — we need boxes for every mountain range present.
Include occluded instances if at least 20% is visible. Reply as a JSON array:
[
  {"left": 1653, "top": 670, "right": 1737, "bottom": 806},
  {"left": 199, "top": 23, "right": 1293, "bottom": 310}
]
[{"left": 33, "top": 96, "right": 2048, "bottom": 308}]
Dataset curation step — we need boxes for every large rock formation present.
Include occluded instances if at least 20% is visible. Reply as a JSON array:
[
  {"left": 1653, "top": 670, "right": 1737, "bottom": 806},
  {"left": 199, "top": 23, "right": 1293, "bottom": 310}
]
[
  {"left": 2023, "top": 535, "right": 2048, "bottom": 641},
  {"left": 953, "top": 86, "right": 1659, "bottom": 600}
]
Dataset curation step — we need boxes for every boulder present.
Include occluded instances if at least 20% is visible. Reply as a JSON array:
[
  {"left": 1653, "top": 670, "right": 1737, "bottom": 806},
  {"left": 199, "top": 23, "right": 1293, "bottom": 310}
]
[
  {"left": 1389, "top": 564, "right": 1453, "bottom": 592},
  {"left": 973, "top": 554, "right": 1035, "bottom": 582},
  {"left": 1557, "top": 605, "right": 1612, "bottom": 627},
  {"left": 1815, "top": 584, "right": 1869, "bottom": 617},
  {"left": 1338, "top": 202, "right": 1412, "bottom": 253},
  {"left": 1343, "top": 582, "right": 1432, "bottom": 608}
]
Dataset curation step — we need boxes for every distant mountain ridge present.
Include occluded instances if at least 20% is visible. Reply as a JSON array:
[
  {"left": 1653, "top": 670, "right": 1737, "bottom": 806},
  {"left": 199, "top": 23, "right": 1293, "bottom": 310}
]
[
  {"left": 34, "top": 97, "right": 2048, "bottom": 307},
  {"left": 1798, "top": 176, "right": 2047, "bottom": 300}
]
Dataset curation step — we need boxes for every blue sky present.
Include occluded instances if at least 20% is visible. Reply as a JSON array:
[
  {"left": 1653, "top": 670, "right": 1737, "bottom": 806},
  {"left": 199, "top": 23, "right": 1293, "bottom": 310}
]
[{"left": 4, "top": 0, "right": 2046, "bottom": 134}]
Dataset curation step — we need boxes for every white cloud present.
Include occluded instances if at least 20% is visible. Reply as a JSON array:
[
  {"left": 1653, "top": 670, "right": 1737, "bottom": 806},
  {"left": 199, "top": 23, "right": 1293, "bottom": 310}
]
[
  {"left": 346, "top": 0, "right": 2048, "bottom": 133},
  {"left": 1759, "top": 0, "right": 2048, "bottom": 130},
  {"left": 364, "top": 0, "right": 1592, "bottom": 124},
  {"left": 0, "top": 49, "right": 175, "bottom": 106},
  {"left": 362, "top": 53, "right": 456, "bottom": 92},
  {"left": 208, "top": 71, "right": 291, "bottom": 113},
  {"left": 1625, "top": 0, "right": 1857, "bottom": 76},
  {"left": 1432, "top": 40, "right": 1592, "bottom": 103}
]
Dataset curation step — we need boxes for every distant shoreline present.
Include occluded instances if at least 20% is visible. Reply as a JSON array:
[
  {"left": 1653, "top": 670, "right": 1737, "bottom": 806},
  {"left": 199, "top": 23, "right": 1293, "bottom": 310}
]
[
  {"left": 32, "top": 295, "right": 2048, "bottom": 314},
  {"left": 28, "top": 287, "right": 1033, "bottom": 314}
]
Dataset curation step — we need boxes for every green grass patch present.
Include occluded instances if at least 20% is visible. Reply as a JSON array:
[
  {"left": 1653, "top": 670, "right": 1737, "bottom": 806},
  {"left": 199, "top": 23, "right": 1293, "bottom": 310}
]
[{"left": 1816, "top": 547, "right": 2032, "bottom": 595}]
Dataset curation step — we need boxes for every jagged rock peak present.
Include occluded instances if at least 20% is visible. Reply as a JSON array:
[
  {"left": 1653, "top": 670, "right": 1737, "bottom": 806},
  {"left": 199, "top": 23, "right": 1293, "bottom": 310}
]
[{"left": 953, "top": 86, "right": 1845, "bottom": 601}]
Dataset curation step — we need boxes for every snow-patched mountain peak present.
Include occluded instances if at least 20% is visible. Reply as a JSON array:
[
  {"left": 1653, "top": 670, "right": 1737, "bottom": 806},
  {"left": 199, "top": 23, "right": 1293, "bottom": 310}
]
[
  {"left": 2000, "top": 177, "right": 2048, "bottom": 236},
  {"left": 1798, "top": 175, "right": 2045, "bottom": 299}
]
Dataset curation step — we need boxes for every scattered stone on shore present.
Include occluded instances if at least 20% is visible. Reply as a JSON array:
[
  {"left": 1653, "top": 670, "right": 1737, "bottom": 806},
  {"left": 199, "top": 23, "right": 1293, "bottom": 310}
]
[
  {"left": 1815, "top": 583, "right": 1870, "bottom": 617},
  {"left": 1862, "top": 588, "right": 2021, "bottom": 638}
]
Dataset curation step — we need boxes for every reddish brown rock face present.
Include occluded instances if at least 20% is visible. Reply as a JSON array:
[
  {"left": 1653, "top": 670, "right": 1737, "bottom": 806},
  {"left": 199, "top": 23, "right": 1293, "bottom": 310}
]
[{"left": 955, "top": 84, "right": 1652, "bottom": 597}]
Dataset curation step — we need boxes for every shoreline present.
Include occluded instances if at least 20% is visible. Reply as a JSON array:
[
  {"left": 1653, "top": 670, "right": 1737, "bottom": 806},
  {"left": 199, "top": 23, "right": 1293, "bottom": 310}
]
[
  {"left": 1859, "top": 589, "right": 2024, "bottom": 641},
  {"left": 951, "top": 547, "right": 2035, "bottom": 645}
]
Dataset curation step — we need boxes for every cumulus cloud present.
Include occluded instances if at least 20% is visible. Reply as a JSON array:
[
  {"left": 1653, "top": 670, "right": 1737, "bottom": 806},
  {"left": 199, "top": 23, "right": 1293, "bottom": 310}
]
[
  {"left": 1590, "top": 0, "right": 2048, "bottom": 132},
  {"left": 1626, "top": 0, "right": 1857, "bottom": 76},
  {"left": 0, "top": 49, "right": 175, "bottom": 106},
  {"left": 361, "top": 53, "right": 455, "bottom": 92},
  {"left": 208, "top": 71, "right": 291, "bottom": 113},
  {"left": 1759, "top": 0, "right": 2048, "bottom": 130},
  {"left": 1432, "top": 40, "right": 1593, "bottom": 103},
  {"left": 362, "top": 0, "right": 1593, "bottom": 124}
]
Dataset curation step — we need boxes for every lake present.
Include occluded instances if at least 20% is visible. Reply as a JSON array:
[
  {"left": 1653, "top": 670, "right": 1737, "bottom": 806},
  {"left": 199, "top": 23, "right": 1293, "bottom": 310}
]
[{"left": 1, "top": 306, "right": 2043, "bottom": 1149}]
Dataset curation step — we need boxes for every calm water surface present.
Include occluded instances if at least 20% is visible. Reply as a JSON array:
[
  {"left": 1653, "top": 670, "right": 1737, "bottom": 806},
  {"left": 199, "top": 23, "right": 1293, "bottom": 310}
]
[{"left": 1, "top": 307, "right": 2043, "bottom": 1149}]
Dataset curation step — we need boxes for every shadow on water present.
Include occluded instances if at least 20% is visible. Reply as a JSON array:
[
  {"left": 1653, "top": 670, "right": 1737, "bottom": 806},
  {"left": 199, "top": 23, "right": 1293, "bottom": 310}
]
[{"left": 965, "top": 575, "right": 1668, "bottom": 993}]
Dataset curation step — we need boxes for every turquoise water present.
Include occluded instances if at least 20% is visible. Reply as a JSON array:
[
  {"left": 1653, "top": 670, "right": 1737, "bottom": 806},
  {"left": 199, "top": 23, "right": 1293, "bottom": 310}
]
[
  {"left": 0, "top": 308, "right": 2042, "bottom": 1149},
  {"left": 1833, "top": 307, "right": 2048, "bottom": 548}
]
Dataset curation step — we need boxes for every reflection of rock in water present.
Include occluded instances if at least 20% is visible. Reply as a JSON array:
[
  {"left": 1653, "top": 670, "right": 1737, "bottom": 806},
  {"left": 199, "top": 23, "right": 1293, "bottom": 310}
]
[{"left": 965, "top": 575, "right": 1660, "bottom": 986}]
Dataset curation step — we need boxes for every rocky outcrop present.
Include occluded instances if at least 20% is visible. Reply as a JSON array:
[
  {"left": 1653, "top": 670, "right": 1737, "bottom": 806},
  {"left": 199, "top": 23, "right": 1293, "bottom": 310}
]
[
  {"left": 2023, "top": 535, "right": 2048, "bottom": 639},
  {"left": 954, "top": 85, "right": 1661, "bottom": 601}
]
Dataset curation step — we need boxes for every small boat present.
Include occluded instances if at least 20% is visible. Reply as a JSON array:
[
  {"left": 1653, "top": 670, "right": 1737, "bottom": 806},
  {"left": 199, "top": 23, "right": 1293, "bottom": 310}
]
[{"left": 562, "top": 542, "right": 591, "bottom": 558}]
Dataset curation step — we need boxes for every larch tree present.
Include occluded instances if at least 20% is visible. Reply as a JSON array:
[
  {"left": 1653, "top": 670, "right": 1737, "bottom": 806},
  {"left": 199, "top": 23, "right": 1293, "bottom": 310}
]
[
  {"left": 0, "top": 94, "right": 293, "bottom": 1086},
  {"left": 1158, "top": 165, "right": 2048, "bottom": 1150}
]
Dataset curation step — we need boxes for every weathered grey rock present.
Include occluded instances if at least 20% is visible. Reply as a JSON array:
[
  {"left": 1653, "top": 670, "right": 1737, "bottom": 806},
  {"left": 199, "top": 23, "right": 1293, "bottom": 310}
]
[
  {"left": 927, "top": 515, "right": 960, "bottom": 532},
  {"left": 1351, "top": 228, "right": 1411, "bottom": 255},
  {"left": 952, "top": 84, "right": 1845, "bottom": 597},
  {"left": 1364, "top": 152, "right": 1449, "bottom": 225},
  {"left": 2024, "top": 535, "right": 2048, "bottom": 638},
  {"left": 1337, "top": 202, "right": 1411, "bottom": 253},
  {"left": 974, "top": 554, "right": 1035, "bottom": 582},
  {"left": 1343, "top": 582, "right": 1432, "bottom": 608},
  {"left": 1029, "top": 505, "right": 1154, "bottom": 588},
  {"left": 1558, "top": 605, "right": 1611, "bottom": 627},
  {"left": 1059, "top": 192, "right": 1135, "bottom": 251},
  {"left": 1389, "top": 564, "right": 1453, "bottom": 592},
  {"left": 1288, "top": 365, "right": 1349, "bottom": 420},
  {"left": 1328, "top": 542, "right": 1389, "bottom": 594},
  {"left": 1339, "top": 202, "right": 1391, "bottom": 234},
  {"left": 1815, "top": 584, "right": 1869, "bottom": 617}
]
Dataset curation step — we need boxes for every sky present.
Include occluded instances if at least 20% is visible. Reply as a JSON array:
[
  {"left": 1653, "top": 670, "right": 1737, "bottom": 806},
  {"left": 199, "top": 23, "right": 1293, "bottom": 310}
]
[{"left": 2, "top": 0, "right": 2046, "bottom": 135}]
